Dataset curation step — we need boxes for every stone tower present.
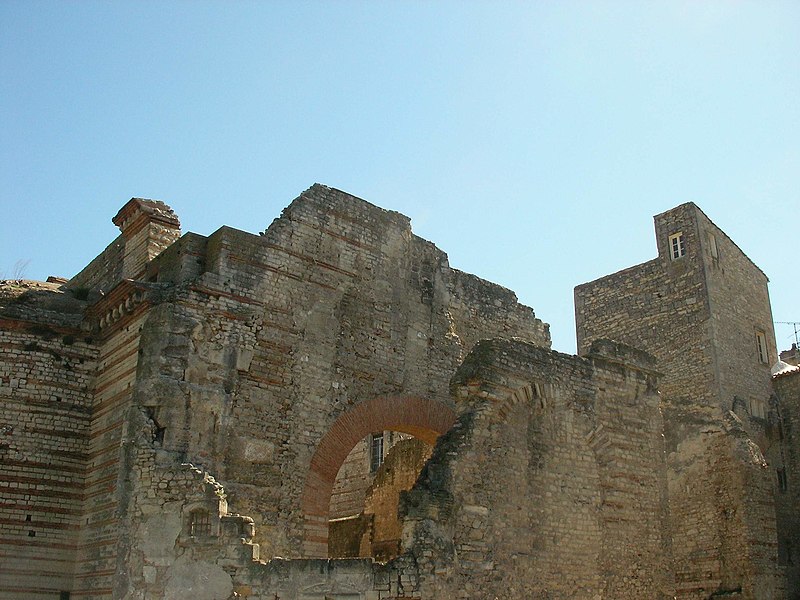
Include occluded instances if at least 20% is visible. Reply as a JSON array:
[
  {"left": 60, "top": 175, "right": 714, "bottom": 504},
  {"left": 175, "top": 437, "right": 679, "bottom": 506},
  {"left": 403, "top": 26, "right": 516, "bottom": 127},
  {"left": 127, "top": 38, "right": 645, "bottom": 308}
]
[{"left": 575, "top": 202, "right": 788, "bottom": 598}]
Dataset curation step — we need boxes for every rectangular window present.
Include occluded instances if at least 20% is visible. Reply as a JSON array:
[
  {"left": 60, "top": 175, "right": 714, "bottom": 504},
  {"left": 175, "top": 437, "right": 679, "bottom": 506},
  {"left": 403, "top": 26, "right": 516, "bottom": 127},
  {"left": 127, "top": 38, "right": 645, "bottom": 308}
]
[
  {"left": 750, "top": 398, "right": 766, "bottom": 419},
  {"left": 669, "top": 232, "right": 685, "bottom": 260},
  {"left": 370, "top": 432, "right": 384, "bottom": 473},
  {"left": 189, "top": 510, "right": 211, "bottom": 536},
  {"left": 756, "top": 331, "right": 768, "bottom": 364}
]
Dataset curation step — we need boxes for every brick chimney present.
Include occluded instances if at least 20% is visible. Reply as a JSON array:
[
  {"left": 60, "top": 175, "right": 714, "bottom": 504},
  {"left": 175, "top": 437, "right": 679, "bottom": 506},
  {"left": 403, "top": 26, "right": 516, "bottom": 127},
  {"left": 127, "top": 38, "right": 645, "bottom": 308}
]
[{"left": 112, "top": 198, "right": 181, "bottom": 280}]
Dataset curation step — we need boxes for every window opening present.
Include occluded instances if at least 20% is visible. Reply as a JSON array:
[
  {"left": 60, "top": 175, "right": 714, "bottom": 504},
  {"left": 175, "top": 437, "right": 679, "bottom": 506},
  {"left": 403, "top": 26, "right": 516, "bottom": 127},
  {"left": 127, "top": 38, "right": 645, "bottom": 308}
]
[
  {"left": 777, "top": 467, "right": 788, "bottom": 492},
  {"left": 708, "top": 232, "right": 719, "bottom": 260},
  {"left": 669, "top": 232, "right": 685, "bottom": 260},
  {"left": 756, "top": 331, "right": 768, "bottom": 364},
  {"left": 188, "top": 509, "right": 211, "bottom": 537},
  {"left": 370, "top": 432, "right": 384, "bottom": 473},
  {"left": 750, "top": 398, "right": 766, "bottom": 419}
]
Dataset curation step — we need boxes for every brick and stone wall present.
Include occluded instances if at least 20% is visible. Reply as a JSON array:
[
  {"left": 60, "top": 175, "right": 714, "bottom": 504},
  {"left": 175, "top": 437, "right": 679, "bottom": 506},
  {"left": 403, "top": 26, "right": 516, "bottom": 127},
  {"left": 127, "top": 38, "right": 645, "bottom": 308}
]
[
  {"left": 115, "top": 184, "right": 548, "bottom": 563},
  {"left": 114, "top": 337, "right": 675, "bottom": 600},
  {"left": 0, "top": 281, "right": 97, "bottom": 600},
  {"left": 3, "top": 187, "right": 792, "bottom": 599},
  {"left": 75, "top": 301, "right": 150, "bottom": 600}
]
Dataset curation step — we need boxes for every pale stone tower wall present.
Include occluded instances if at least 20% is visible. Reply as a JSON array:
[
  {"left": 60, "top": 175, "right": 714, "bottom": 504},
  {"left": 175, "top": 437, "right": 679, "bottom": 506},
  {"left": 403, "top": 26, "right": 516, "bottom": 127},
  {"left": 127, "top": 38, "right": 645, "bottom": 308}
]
[{"left": 575, "top": 202, "right": 785, "bottom": 598}]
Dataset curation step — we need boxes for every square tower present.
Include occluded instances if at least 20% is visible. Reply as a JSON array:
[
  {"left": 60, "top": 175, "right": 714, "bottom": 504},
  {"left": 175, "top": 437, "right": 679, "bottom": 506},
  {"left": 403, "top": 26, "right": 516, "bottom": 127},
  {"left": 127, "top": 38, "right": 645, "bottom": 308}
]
[
  {"left": 575, "top": 202, "right": 776, "bottom": 420},
  {"left": 575, "top": 203, "right": 785, "bottom": 598}
]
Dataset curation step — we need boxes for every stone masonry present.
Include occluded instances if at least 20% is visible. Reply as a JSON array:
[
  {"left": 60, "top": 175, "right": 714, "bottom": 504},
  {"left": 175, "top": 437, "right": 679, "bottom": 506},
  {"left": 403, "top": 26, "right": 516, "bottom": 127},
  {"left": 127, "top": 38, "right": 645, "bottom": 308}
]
[
  {"left": 575, "top": 203, "right": 790, "bottom": 598},
  {"left": 0, "top": 186, "right": 797, "bottom": 600}
]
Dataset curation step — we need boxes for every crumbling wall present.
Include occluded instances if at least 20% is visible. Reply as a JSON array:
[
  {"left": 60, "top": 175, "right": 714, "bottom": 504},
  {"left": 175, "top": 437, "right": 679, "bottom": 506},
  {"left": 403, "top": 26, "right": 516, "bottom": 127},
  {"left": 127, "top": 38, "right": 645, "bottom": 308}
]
[
  {"left": 330, "top": 431, "right": 413, "bottom": 523},
  {"left": 117, "top": 184, "right": 549, "bottom": 564},
  {"left": 7, "top": 188, "right": 789, "bottom": 600},
  {"left": 668, "top": 414, "right": 783, "bottom": 598},
  {"left": 447, "top": 268, "right": 550, "bottom": 353},
  {"left": 400, "top": 338, "right": 673, "bottom": 599},
  {"left": 360, "top": 437, "right": 432, "bottom": 561},
  {"left": 118, "top": 336, "right": 675, "bottom": 600},
  {"left": 69, "top": 234, "right": 126, "bottom": 294}
]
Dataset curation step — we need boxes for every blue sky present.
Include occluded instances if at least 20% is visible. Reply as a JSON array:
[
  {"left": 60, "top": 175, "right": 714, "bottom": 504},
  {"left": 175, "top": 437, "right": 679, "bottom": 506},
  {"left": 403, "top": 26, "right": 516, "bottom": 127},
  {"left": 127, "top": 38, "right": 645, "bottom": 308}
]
[{"left": 1, "top": 1, "right": 798, "bottom": 354}]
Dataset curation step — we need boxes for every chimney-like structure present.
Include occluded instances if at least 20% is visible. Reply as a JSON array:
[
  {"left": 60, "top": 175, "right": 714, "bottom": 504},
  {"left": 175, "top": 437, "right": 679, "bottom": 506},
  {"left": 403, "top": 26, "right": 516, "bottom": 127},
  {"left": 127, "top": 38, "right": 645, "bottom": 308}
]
[{"left": 112, "top": 198, "right": 181, "bottom": 280}]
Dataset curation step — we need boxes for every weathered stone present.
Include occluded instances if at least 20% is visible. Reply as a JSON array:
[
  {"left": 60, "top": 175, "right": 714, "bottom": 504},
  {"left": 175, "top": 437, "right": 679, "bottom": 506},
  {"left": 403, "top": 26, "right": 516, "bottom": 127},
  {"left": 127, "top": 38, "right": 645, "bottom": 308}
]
[{"left": 0, "top": 186, "right": 796, "bottom": 600}]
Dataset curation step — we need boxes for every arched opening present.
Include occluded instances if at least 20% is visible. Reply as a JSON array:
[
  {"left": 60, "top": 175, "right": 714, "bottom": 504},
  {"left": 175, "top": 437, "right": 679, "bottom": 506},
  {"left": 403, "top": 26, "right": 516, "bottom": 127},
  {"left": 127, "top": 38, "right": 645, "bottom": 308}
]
[
  {"left": 300, "top": 396, "right": 456, "bottom": 558},
  {"left": 328, "top": 429, "right": 434, "bottom": 560}
]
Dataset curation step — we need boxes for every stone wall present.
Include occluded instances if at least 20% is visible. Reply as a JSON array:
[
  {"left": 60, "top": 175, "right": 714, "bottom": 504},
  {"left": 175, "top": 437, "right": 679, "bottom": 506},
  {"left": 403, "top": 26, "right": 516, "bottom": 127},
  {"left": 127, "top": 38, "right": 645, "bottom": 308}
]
[
  {"left": 69, "top": 235, "right": 126, "bottom": 294},
  {"left": 0, "top": 281, "right": 97, "bottom": 600},
  {"left": 575, "top": 202, "right": 786, "bottom": 598},
  {"left": 696, "top": 207, "right": 776, "bottom": 415},
  {"left": 398, "top": 338, "right": 673, "bottom": 599},
  {"left": 2, "top": 188, "right": 793, "bottom": 599},
  {"left": 360, "top": 437, "right": 432, "bottom": 561},
  {"left": 330, "top": 431, "right": 413, "bottom": 522},
  {"left": 447, "top": 268, "right": 550, "bottom": 353},
  {"left": 115, "top": 337, "right": 674, "bottom": 600},
  {"left": 773, "top": 370, "right": 800, "bottom": 596},
  {"left": 575, "top": 203, "right": 716, "bottom": 412},
  {"left": 116, "top": 185, "right": 549, "bottom": 563}
]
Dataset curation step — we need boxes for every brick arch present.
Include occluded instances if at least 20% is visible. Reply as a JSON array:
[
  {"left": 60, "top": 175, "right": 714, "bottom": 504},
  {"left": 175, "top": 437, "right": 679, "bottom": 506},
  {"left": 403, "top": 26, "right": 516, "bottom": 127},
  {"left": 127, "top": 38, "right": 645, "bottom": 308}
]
[
  {"left": 489, "top": 381, "right": 549, "bottom": 423},
  {"left": 300, "top": 396, "right": 457, "bottom": 557}
]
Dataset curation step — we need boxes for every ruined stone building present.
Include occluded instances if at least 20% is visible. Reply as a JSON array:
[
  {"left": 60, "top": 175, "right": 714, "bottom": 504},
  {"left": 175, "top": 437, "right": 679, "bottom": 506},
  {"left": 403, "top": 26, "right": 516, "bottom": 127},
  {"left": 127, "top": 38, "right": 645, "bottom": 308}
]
[{"left": 0, "top": 184, "right": 797, "bottom": 600}]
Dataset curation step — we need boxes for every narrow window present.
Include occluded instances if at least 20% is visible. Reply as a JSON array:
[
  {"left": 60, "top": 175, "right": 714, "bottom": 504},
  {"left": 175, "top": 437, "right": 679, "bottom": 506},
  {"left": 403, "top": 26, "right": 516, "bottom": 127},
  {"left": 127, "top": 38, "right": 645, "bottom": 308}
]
[
  {"left": 777, "top": 468, "right": 788, "bottom": 492},
  {"left": 370, "top": 432, "right": 384, "bottom": 473},
  {"left": 669, "top": 232, "right": 685, "bottom": 260},
  {"left": 708, "top": 232, "right": 719, "bottom": 260},
  {"left": 189, "top": 509, "right": 211, "bottom": 537},
  {"left": 756, "top": 331, "right": 768, "bottom": 364}
]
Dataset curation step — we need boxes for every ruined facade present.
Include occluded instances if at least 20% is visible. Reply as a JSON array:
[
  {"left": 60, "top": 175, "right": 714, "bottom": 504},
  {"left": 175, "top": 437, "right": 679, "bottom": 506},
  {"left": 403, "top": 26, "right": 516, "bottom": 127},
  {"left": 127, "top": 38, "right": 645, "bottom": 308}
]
[{"left": 0, "top": 185, "right": 796, "bottom": 600}]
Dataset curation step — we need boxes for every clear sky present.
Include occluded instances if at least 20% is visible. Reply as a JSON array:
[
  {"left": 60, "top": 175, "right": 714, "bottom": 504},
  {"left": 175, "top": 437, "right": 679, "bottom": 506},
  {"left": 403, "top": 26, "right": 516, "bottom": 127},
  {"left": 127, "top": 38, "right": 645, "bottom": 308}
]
[{"left": 1, "top": 1, "right": 798, "bottom": 354}]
